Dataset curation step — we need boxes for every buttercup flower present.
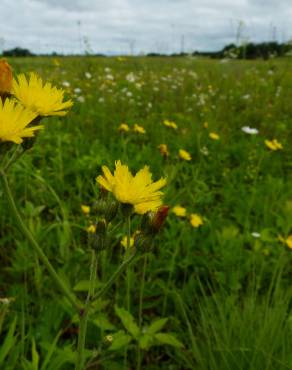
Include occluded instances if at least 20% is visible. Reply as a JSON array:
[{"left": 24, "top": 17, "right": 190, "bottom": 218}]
[
  {"left": 0, "top": 99, "right": 41, "bottom": 144},
  {"left": 13, "top": 73, "right": 73, "bottom": 117},
  {"left": 265, "top": 139, "right": 283, "bottom": 151},
  {"left": 0, "top": 59, "right": 13, "bottom": 95},
  {"left": 172, "top": 205, "right": 187, "bottom": 218},
  {"left": 179, "top": 149, "right": 191, "bottom": 161},
  {"left": 133, "top": 123, "right": 146, "bottom": 134},
  {"left": 96, "top": 160, "right": 166, "bottom": 214},
  {"left": 190, "top": 213, "right": 203, "bottom": 228},
  {"left": 209, "top": 132, "right": 220, "bottom": 140}
]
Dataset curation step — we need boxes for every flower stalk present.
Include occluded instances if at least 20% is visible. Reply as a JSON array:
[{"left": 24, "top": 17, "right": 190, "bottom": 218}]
[{"left": 0, "top": 169, "right": 82, "bottom": 312}]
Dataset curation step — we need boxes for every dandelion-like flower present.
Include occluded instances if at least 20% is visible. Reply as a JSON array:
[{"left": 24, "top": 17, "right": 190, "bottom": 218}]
[
  {"left": 0, "top": 99, "right": 41, "bottom": 144},
  {"left": 179, "top": 149, "right": 191, "bottom": 161},
  {"left": 119, "top": 123, "right": 130, "bottom": 132},
  {"left": 96, "top": 160, "right": 166, "bottom": 214},
  {"left": 172, "top": 205, "right": 187, "bottom": 218},
  {"left": 158, "top": 143, "right": 169, "bottom": 158},
  {"left": 190, "top": 213, "right": 203, "bottom": 228},
  {"left": 209, "top": 132, "right": 220, "bottom": 140},
  {"left": 133, "top": 123, "right": 146, "bottom": 134},
  {"left": 265, "top": 139, "right": 283, "bottom": 151},
  {"left": 163, "top": 120, "right": 177, "bottom": 130},
  {"left": 13, "top": 73, "right": 73, "bottom": 117}
]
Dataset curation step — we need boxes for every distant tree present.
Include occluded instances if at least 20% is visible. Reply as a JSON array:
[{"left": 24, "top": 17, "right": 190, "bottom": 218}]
[{"left": 3, "top": 47, "right": 34, "bottom": 57}]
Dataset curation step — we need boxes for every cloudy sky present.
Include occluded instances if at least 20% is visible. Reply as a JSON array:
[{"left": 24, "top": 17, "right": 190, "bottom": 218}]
[{"left": 0, "top": 0, "right": 291, "bottom": 55}]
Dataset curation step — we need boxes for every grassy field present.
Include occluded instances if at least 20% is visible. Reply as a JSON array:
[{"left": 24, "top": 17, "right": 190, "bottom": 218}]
[{"left": 1, "top": 56, "right": 292, "bottom": 370}]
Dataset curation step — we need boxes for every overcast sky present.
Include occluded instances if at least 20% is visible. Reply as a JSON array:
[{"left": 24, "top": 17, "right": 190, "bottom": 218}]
[{"left": 0, "top": 0, "right": 291, "bottom": 55}]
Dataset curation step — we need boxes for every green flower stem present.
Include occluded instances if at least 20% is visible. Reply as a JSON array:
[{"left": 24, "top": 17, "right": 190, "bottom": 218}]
[
  {"left": 76, "top": 250, "right": 97, "bottom": 370},
  {"left": 137, "top": 254, "right": 147, "bottom": 370},
  {"left": 126, "top": 215, "right": 132, "bottom": 310},
  {"left": 90, "top": 251, "right": 136, "bottom": 303},
  {"left": 0, "top": 170, "right": 82, "bottom": 312}
]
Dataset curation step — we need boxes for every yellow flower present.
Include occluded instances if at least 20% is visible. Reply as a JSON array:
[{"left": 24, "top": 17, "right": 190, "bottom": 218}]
[
  {"left": 0, "top": 99, "right": 41, "bottom": 144},
  {"left": 179, "top": 149, "right": 191, "bottom": 161},
  {"left": 203, "top": 121, "right": 208, "bottom": 128},
  {"left": 172, "top": 205, "right": 187, "bottom": 218},
  {"left": 87, "top": 224, "right": 96, "bottom": 233},
  {"left": 0, "top": 59, "right": 13, "bottom": 94},
  {"left": 278, "top": 235, "right": 292, "bottom": 249},
  {"left": 209, "top": 132, "right": 220, "bottom": 140},
  {"left": 190, "top": 213, "right": 203, "bottom": 228},
  {"left": 133, "top": 123, "right": 146, "bottom": 134},
  {"left": 163, "top": 120, "right": 177, "bottom": 130},
  {"left": 158, "top": 143, "right": 169, "bottom": 158},
  {"left": 265, "top": 139, "right": 283, "bottom": 151},
  {"left": 119, "top": 123, "right": 130, "bottom": 132},
  {"left": 121, "top": 235, "right": 135, "bottom": 249},
  {"left": 13, "top": 73, "right": 73, "bottom": 117},
  {"left": 81, "top": 204, "right": 90, "bottom": 215},
  {"left": 96, "top": 160, "right": 166, "bottom": 214},
  {"left": 286, "top": 235, "right": 292, "bottom": 249}
]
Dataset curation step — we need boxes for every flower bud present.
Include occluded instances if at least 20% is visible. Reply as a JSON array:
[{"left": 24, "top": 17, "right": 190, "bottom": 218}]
[
  {"left": 87, "top": 219, "right": 108, "bottom": 252},
  {"left": 141, "top": 205, "right": 169, "bottom": 235},
  {"left": 134, "top": 232, "right": 154, "bottom": 253},
  {"left": 0, "top": 59, "right": 13, "bottom": 99}
]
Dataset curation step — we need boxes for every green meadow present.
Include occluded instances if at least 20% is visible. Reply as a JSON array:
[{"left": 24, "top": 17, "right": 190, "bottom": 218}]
[{"left": 1, "top": 56, "right": 292, "bottom": 369}]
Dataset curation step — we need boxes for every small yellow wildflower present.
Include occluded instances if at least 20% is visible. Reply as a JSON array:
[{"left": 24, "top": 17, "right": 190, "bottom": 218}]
[
  {"left": 13, "top": 73, "right": 73, "bottom": 117},
  {"left": 133, "top": 123, "right": 146, "bottom": 134},
  {"left": 279, "top": 235, "right": 292, "bottom": 249},
  {"left": 121, "top": 235, "right": 135, "bottom": 249},
  {"left": 172, "top": 205, "right": 187, "bottom": 218},
  {"left": 105, "top": 335, "right": 113, "bottom": 342},
  {"left": 209, "top": 132, "right": 220, "bottom": 140},
  {"left": 203, "top": 122, "right": 208, "bottom": 128},
  {"left": 158, "top": 143, "right": 169, "bottom": 158},
  {"left": 81, "top": 205, "right": 90, "bottom": 215},
  {"left": 163, "top": 120, "right": 177, "bottom": 130},
  {"left": 118, "top": 123, "right": 130, "bottom": 132},
  {"left": 265, "top": 139, "right": 283, "bottom": 151},
  {"left": 0, "top": 99, "right": 41, "bottom": 144},
  {"left": 96, "top": 160, "right": 166, "bottom": 214},
  {"left": 179, "top": 149, "right": 192, "bottom": 161},
  {"left": 190, "top": 214, "right": 203, "bottom": 228},
  {"left": 87, "top": 224, "right": 96, "bottom": 233},
  {"left": 0, "top": 59, "right": 13, "bottom": 94}
]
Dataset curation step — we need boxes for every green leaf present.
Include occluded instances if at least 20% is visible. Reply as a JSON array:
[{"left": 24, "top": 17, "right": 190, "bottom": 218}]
[
  {"left": 154, "top": 333, "right": 184, "bottom": 349},
  {"left": 93, "top": 314, "right": 116, "bottom": 331},
  {"left": 148, "top": 318, "right": 168, "bottom": 335},
  {"left": 31, "top": 339, "right": 39, "bottom": 370},
  {"left": 115, "top": 306, "right": 140, "bottom": 338},
  {"left": 0, "top": 317, "right": 17, "bottom": 364},
  {"left": 73, "top": 280, "right": 103, "bottom": 292},
  {"left": 109, "top": 331, "right": 132, "bottom": 351},
  {"left": 139, "top": 333, "right": 154, "bottom": 350}
]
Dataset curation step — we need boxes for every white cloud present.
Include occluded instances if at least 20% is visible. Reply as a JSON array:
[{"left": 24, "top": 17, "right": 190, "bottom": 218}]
[{"left": 0, "top": 0, "right": 291, "bottom": 54}]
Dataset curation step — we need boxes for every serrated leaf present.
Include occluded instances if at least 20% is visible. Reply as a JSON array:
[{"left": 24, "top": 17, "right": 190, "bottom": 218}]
[
  {"left": 115, "top": 306, "right": 140, "bottom": 338},
  {"left": 154, "top": 333, "right": 184, "bottom": 349},
  {"left": 109, "top": 331, "right": 132, "bottom": 351},
  {"left": 148, "top": 318, "right": 168, "bottom": 335}
]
